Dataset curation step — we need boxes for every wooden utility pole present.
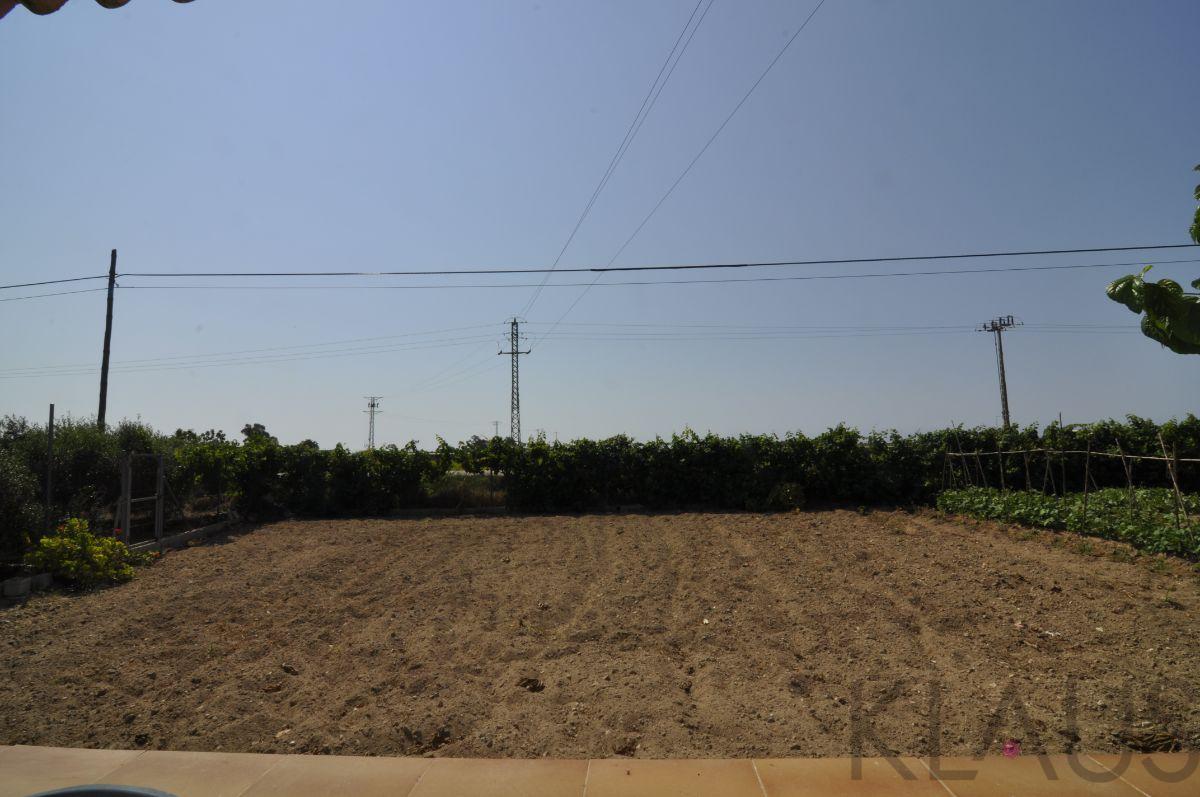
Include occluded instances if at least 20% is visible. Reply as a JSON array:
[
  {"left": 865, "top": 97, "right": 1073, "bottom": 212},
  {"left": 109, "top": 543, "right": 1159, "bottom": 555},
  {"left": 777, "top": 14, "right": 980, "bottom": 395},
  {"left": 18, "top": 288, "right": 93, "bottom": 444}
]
[
  {"left": 45, "top": 403, "right": 54, "bottom": 533},
  {"left": 97, "top": 249, "right": 117, "bottom": 429}
]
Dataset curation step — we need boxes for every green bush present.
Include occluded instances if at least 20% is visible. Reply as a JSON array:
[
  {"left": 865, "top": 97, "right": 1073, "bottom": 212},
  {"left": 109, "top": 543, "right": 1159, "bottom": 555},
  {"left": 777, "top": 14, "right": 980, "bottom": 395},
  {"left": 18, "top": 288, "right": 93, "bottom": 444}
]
[
  {"left": 937, "top": 487, "right": 1200, "bottom": 557},
  {"left": 2, "top": 413, "right": 1196, "bottom": 522},
  {"left": 25, "top": 518, "right": 141, "bottom": 587},
  {"left": 0, "top": 448, "right": 39, "bottom": 561}
]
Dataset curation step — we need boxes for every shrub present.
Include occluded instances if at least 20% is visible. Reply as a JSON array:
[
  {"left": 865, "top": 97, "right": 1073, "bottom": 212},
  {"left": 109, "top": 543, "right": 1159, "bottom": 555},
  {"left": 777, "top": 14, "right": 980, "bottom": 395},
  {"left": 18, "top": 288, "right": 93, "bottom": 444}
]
[
  {"left": 25, "top": 518, "right": 140, "bottom": 587},
  {"left": 0, "top": 448, "right": 39, "bottom": 561}
]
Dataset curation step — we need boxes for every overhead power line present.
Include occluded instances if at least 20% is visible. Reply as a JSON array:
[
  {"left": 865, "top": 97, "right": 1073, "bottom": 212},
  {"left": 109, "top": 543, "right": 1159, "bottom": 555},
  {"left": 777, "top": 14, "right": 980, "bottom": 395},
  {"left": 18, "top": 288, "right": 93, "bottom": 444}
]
[
  {"left": 59, "top": 256, "right": 1190, "bottom": 296},
  {"left": 107, "top": 243, "right": 1200, "bottom": 279},
  {"left": 0, "top": 320, "right": 1139, "bottom": 381},
  {"left": 0, "top": 275, "right": 108, "bottom": 291},
  {"left": 4, "top": 243, "right": 1194, "bottom": 297},
  {"left": 535, "top": 0, "right": 829, "bottom": 343},
  {"left": 0, "top": 322, "right": 500, "bottom": 372},
  {"left": 0, "top": 287, "right": 109, "bottom": 302},
  {"left": 520, "top": 0, "right": 714, "bottom": 318}
]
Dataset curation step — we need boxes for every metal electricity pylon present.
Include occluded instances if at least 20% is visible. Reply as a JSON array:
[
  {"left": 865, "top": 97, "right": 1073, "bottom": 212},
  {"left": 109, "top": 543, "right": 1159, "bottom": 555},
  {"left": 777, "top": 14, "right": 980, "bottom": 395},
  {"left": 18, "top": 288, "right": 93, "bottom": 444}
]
[
  {"left": 363, "top": 396, "right": 382, "bottom": 449},
  {"left": 977, "top": 315, "right": 1021, "bottom": 428},
  {"left": 498, "top": 318, "right": 530, "bottom": 443}
]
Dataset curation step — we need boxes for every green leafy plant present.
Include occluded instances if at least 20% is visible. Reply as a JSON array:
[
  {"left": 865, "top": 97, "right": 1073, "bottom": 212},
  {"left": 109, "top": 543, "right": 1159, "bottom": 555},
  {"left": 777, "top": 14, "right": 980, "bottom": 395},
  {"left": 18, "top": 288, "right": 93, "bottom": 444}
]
[
  {"left": 25, "top": 518, "right": 141, "bottom": 587},
  {"left": 937, "top": 488, "right": 1200, "bottom": 557},
  {"left": 1107, "top": 266, "right": 1200, "bottom": 354},
  {"left": 1106, "top": 164, "right": 1200, "bottom": 354}
]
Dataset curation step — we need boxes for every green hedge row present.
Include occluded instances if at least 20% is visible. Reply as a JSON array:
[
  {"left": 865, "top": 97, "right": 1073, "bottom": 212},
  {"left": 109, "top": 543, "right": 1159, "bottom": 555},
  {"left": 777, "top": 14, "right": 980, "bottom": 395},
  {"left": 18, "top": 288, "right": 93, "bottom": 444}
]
[
  {"left": 937, "top": 487, "right": 1200, "bottom": 557},
  {"left": 488, "top": 416, "right": 1200, "bottom": 511},
  {"left": 2, "top": 413, "right": 1197, "bottom": 560}
]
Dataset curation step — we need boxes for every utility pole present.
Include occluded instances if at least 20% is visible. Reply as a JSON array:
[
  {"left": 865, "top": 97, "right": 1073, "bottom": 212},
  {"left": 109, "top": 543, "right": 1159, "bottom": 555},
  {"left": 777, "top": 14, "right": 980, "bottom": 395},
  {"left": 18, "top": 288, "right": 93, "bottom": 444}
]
[
  {"left": 491, "top": 420, "right": 500, "bottom": 439},
  {"left": 97, "top": 249, "right": 117, "bottom": 430},
  {"left": 45, "top": 403, "right": 54, "bottom": 533},
  {"left": 498, "top": 318, "right": 530, "bottom": 443},
  {"left": 364, "top": 396, "right": 382, "bottom": 449},
  {"left": 977, "top": 315, "right": 1021, "bottom": 428}
]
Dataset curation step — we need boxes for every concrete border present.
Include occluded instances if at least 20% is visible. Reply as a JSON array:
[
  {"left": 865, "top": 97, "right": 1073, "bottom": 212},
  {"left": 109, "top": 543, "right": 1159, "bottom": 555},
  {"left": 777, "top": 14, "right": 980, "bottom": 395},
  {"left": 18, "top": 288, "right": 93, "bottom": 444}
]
[{"left": 129, "top": 519, "right": 233, "bottom": 554}]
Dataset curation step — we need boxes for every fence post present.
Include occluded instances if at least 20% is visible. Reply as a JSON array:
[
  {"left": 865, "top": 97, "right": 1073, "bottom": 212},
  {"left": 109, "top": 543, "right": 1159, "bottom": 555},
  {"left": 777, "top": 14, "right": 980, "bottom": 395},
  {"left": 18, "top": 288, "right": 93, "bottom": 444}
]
[
  {"left": 1158, "top": 433, "right": 1190, "bottom": 527},
  {"left": 1081, "top": 438, "right": 1092, "bottom": 529},
  {"left": 1023, "top": 451, "right": 1031, "bottom": 491},
  {"left": 1117, "top": 443, "right": 1135, "bottom": 525},
  {"left": 119, "top": 454, "right": 132, "bottom": 543},
  {"left": 154, "top": 454, "right": 165, "bottom": 551},
  {"left": 45, "top": 403, "right": 55, "bottom": 534},
  {"left": 953, "top": 431, "right": 973, "bottom": 487}
]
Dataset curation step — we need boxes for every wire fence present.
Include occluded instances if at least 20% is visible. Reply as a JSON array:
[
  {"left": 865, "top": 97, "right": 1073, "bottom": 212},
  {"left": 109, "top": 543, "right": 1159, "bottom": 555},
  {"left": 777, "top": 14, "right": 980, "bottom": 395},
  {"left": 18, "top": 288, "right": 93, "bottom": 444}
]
[{"left": 943, "top": 434, "right": 1196, "bottom": 528}]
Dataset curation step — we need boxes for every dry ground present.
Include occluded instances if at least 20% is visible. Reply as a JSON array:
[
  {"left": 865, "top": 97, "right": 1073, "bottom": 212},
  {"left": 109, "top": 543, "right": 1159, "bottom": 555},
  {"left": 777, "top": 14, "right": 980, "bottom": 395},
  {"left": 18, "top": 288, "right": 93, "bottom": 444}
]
[{"left": 2, "top": 510, "right": 1198, "bottom": 758}]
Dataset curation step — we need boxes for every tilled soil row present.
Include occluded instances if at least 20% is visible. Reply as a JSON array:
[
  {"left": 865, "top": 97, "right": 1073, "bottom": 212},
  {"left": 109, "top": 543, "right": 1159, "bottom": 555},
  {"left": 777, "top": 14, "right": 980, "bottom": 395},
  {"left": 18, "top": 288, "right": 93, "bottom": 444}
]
[{"left": 1, "top": 510, "right": 1197, "bottom": 758}]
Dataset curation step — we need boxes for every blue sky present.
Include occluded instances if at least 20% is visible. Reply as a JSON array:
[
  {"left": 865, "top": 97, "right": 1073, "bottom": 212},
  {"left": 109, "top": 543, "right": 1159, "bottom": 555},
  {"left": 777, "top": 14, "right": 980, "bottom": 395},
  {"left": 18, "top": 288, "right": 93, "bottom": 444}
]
[{"left": 1, "top": 0, "right": 1197, "bottom": 448}]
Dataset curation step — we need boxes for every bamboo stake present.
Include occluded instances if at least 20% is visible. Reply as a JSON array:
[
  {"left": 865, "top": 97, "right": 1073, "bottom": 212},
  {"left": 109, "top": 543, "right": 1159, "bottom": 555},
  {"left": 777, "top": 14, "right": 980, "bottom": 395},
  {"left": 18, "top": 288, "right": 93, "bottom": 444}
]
[
  {"left": 997, "top": 444, "right": 1006, "bottom": 492},
  {"left": 1082, "top": 438, "right": 1092, "bottom": 528},
  {"left": 1117, "top": 443, "right": 1135, "bottom": 525},
  {"left": 1158, "top": 433, "right": 1190, "bottom": 527},
  {"left": 975, "top": 451, "right": 989, "bottom": 488},
  {"left": 953, "top": 431, "right": 973, "bottom": 487},
  {"left": 1023, "top": 451, "right": 1031, "bottom": 491}
]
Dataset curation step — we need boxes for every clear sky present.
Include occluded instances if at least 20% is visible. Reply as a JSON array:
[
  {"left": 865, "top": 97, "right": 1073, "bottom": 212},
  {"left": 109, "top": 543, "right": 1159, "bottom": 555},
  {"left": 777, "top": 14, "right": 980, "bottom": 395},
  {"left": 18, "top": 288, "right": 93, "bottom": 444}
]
[{"left": 1, "top": 0, "right": 1197, "bottom": 448}]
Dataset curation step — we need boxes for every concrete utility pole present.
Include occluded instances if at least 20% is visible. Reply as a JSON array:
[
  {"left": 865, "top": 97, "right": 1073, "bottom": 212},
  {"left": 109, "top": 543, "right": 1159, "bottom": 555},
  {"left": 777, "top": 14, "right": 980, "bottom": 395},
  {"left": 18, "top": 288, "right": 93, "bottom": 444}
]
[
  {"left": 498, "top": 318, "right": 530, "bottom": 443},
  {"left": 491, "top": 420, "right": 500, "bottom": 439},
  {"left": 977, "top": 315, "right": 1021, "bottom": 428},
  {"left": 97, "top": 249, "right": 117, "bottom": 429},
  {"left": 364, "top": 396, "right": 382, "bottom": 449}
]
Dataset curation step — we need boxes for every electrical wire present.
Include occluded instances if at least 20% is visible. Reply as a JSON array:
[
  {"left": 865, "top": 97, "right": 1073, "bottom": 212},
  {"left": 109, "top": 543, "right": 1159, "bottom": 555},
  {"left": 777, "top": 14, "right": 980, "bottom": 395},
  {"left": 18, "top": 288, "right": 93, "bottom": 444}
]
[
  {"left": 7, "top": 244, "right": 1193, "bottom": 300},
  {"left": 0, "top": 335, "right": 501, "bottom": 379},
  {"left": 37, "top": 256, "right": 1190, "bottom": 299},
  {"left": 0, "top": 275, "right": 107, "bottom": 291},
  {"left": 602, "top": 0, "right": 829, "bottom": 270},
  {"left": 533, "top": 0, "right": 816, "bottom": 344},
  {"left": 520, "top": 0, "right": 714, "bottom": 317},
  {"left": 0, "top": 287, "right": 108, "bottom": 302},
  {"left": 110, "top": 244, "right": 1199, "bottom": 280},
  {"left": 0, "top": 323, "right": 502, "bottom": 374},
  {"left": 0, "top": 319, "right": 1142, "bottom": 381}
]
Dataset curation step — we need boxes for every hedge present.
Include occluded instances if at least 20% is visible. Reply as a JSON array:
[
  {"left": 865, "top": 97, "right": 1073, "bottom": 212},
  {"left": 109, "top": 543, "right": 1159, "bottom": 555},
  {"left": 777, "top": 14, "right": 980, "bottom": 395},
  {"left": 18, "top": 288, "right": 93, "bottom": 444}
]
[{"left": 1, "top": 414, "right": 1197, "bottom": 558}]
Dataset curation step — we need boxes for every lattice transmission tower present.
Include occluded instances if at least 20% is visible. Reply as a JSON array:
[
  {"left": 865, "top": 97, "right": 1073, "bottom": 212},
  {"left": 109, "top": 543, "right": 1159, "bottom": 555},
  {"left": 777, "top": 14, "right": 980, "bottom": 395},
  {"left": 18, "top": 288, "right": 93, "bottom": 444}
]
[
  {"left": 363, "top": 396, "right": 382, "bottom": 449},
  {"left": 498, "top": 318, "right": 530, "bottom": 443}
]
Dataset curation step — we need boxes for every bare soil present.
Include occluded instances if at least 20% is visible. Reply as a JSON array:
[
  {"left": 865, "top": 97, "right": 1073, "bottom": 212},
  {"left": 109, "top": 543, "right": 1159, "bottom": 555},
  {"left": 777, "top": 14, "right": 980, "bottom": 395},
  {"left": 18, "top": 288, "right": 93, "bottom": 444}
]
[{"left": 2, "top": 510, "right": 1198, "bottom": 758}]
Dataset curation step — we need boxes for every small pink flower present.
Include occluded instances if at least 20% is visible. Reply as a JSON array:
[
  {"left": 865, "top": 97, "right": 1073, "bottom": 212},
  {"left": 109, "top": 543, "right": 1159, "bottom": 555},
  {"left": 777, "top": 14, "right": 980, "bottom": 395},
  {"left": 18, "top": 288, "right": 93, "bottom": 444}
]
[{"left": 1003, "top": 739, "right": 1021, "bottom": 758}]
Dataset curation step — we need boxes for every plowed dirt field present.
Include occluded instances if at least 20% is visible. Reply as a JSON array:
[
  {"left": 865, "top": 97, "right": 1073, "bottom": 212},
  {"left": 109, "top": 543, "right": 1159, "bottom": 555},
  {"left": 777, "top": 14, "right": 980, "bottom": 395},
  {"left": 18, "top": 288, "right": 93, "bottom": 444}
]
[{"left": 2, "top": 510, "right": 1197, "bottom": 758}]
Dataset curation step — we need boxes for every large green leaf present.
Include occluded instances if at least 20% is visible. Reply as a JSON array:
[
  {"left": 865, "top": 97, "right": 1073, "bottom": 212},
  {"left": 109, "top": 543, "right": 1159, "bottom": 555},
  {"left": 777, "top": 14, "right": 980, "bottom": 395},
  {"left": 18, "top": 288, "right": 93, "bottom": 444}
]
[
  {"left": 1110, "top": 265, "right": 1200, "bottom": 354},
  {"left": 1106, "top": 272, "right": 1145, "bottom": 312}
]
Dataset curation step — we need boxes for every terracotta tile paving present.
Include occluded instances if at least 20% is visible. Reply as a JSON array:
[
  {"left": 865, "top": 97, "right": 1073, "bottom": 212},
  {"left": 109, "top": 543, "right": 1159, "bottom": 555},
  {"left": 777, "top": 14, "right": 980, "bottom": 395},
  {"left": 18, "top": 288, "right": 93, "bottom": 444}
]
[
  {"left": 2, "top": 747, "right": 1198, "bottom": 796},
  {"left": 928, "top": 755, "right": 1145, "bottom": 797},
  {"left": 755, "top": 756, "right": 949, "bottom": 796},
  {"left": 0, "top": 745, "right": 142, "bottom": 797},
  {"left": 584, "top": 758, "right": 763, "bottom": 797},
  {"left": 99, "top": 750, "right": 279, "bottom": 797},
  {"left": 240, "top": 752, "right": 430, "bottom": 797},
  {"left": 1087, "top": 753, "right": 1200, "bottom": 797},
  {"left": 409, "top": 757, "right": 587, "bottom": 796}
]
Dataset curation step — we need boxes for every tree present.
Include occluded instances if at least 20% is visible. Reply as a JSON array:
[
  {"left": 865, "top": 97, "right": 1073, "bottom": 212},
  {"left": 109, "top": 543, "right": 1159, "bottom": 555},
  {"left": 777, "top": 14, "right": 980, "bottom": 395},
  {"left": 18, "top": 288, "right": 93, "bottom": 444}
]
[
  {"left": 241, "top": 423, "right": 277, "bottom": 443},
  {"left": 1106, "top": 165, "right": 1200, "bottom": 354}
]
